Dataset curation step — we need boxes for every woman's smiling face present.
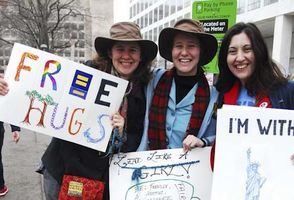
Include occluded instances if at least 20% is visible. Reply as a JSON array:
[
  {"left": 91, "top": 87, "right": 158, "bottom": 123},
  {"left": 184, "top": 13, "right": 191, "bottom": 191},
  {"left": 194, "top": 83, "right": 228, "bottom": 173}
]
[
  {"left": 227, "top": 32, "right": 255, "bottom": 85},
  {"left": 109, "top": 41, "right": 141, "bottom": 80},
  {"left": 172, "top": 33, "right": 201, "bottom": 76}
]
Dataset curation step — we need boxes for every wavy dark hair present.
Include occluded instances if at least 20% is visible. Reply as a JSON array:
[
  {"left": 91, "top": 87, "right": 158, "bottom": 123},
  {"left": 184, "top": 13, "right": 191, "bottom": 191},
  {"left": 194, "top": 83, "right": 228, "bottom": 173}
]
[
  {"left": 91, "top": 42, "right": 153, "bottom": 85},
  {"left": 216, "top": 22, "right": 287, "bottom": 96}
]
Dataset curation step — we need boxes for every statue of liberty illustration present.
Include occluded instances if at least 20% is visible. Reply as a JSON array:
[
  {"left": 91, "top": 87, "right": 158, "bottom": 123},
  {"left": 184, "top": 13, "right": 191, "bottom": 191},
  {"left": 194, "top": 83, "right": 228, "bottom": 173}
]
[{"left": 245, "top": 148, "right": 266, "bottom": 200}]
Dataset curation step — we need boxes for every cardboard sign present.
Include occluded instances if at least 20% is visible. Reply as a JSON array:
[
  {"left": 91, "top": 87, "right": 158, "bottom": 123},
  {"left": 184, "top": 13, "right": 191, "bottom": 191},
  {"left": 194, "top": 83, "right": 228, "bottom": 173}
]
[
  {"left": 0, "top": 43, "right": 128, "bottom": 152},
  {"left": 110, "top": 147, "right": 213, "bottom": 200},
  {"left": 211, "top": 105, "right": 294, "bottom": 200}
]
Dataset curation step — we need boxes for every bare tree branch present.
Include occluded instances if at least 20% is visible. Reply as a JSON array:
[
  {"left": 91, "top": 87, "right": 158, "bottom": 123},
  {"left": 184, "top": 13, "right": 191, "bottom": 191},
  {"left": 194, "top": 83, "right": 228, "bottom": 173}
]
[{"left": 0, "top": 0, "right": 85, "bottom": 52}]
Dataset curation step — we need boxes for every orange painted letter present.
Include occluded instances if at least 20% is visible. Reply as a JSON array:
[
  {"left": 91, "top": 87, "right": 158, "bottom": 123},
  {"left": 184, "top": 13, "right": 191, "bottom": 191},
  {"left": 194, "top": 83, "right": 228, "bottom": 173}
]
[
  {"left": 68, "top": 108, "right": 85, "bottom": 135},
  {"left": 15, "top": 52, "right": 39, "bottom": 81}
]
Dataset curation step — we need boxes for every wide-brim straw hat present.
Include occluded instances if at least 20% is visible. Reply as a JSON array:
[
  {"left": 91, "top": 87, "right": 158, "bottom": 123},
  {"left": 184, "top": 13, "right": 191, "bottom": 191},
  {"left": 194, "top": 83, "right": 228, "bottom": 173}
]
[
  {"left": 95, "top": 22, "right": 158, "bottom": 62},
  {"left": 159, "top": 18, "right": 218, "bottom": 66}
]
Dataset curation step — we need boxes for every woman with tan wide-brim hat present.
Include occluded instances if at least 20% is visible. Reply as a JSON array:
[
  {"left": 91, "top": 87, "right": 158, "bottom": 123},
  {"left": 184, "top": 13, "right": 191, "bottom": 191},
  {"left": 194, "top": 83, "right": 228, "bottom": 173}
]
[
  {"left": 40, "top": 22, "right": 158, "bottom": 200},
  {"left": 137, "top": 18, "right": 218, "bottom": 152}
]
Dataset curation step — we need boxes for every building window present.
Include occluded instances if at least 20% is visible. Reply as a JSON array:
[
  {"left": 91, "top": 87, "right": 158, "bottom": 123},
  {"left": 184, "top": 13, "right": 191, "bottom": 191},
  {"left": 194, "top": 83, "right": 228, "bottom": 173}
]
[
  {"left": 140, "top": 0, "right": 144, "bottom": 12},
  {"left": 64, "top": 32, "right": 70, "bottom": 39},
  {"left": 184, "top": 12, "right": 190, "bottom": 18},
  {"left": 164, "top": 4, "right": 169, "bottom": 17},
  {"left": 3, "top": 30, "right": 10, "bottom": 38},
  {"left": 64, "top": 23, "right": 70, "bottom": 29},
  {"left": 144, "top": 13, "right": 148, "bottom": 28},
  {"left": 148, "top": 0, "right": 152, "bottom": 7},
  {"left": 264, "top": 0, "right": 278, "bottom": 6},
  {"left": 184, "top": 0, "right": 190, "bottom": 8},
  {"left": 149, "top": 30, "right": 152, "bottom": 41},
  {"left": 148, "top": 10, "right": 153, "bottom": 25},
  {"left": 143, "top": 32, "right": 147, "bottom": 40},
  {"left": 79, "top": 41, "right": 85, "bottom": 48},
  {"left": 136, "top": 2, "right": 140, "bottom": 14},
  {"left": 56, "top": 32, "right": 63, "bottom": 39},
  {"left": 154, "top": 8, "right": 158, "bottom": 23},
  {"left": 136, "top": 18, "right": 140, "bottom": 26},
  {"left": 71, "top": 32, "right": 77, "bottom": 39},
  {"left": 71, "top": 24, "right": 77, "bottom": 30},
  {"left": 79, "top": 51, "right": 85, "bottom": 57},
  {"left": 159, "top": 25, "right": 163, "bottom": 33},
  {"left": 79, "top": 32, "right": 84, "bottom": 39},
  {"left": 237, "top": 0, "right": 245, "bottom": 14},
  {"left": 170, "top": 19, "right": 176, "bottom": 27},
  {"left": 247, "top": 0, "right": 260, "bottom": 11},
  {"left": 65, "top": 50, "right": 70, "bottom": 57},
  {"left": 140, "top": 17, "right": 144, "bottom": 28},
  {"left": 133, "top": 4, "right": 136, "bottom": 16},
  {"left": 57, "top": 51, "right": 63, "bottom": 57},
  {"left": 170, "top": 0, "right": 176, "bottom": 14},
  {"left": 130, "top": 7, "right": 133, "bottom": 18},
  {"left": 153, "top": 27, "right": 157, "bottom": 42},
  {"left": 177, "top": 15, "right": 183, "bottom": 21},
  {"left": 78, "top": 24, "right": 84, "bottom": 30},
  {"left": 164, "top": 22, "right": 169, "bottom": 28},
  {"left": 4, "top": 49, "right": 10, "bottom": 56},
  {"left": 177, "top": 0, "right": 183, "bottom": 11},
  {"left": 159, "top": 4, "right": 163, "bottom": 20}
]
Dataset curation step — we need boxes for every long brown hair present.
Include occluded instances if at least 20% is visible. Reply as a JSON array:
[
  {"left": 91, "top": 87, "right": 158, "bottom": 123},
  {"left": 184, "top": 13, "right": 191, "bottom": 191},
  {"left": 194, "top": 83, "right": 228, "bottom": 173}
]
[{"left": 216, "top": 22, "right": 287, "bottom": 96}]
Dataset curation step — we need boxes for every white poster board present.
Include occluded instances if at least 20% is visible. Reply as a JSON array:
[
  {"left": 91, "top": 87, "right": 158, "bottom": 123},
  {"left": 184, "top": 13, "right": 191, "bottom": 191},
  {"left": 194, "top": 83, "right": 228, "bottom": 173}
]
[
  {"left": 0, "top": 43, "right": 128, "bottom": 152},
  {"left": 211, "top": 105, "right": 294, "bottom": 200},
  {"left": 110, "top": 147, "right": 213, "bottom": 200}
]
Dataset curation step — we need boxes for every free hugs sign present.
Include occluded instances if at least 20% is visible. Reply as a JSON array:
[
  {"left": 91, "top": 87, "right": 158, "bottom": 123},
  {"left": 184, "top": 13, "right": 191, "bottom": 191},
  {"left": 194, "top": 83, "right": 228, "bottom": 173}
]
[{"left": 0, "top": 43, "right": 128, "bottom": 152}]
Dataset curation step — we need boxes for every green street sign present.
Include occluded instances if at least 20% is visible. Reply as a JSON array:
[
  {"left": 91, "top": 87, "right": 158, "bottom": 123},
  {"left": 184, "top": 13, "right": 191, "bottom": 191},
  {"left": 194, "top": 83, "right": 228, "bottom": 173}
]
[{"left": 192, "top": 0, "right": 237, "bottom": 73}]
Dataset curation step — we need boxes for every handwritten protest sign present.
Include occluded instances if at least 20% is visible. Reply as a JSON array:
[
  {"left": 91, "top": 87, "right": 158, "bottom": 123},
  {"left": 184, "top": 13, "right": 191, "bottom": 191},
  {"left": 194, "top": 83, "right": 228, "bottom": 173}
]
[
  {"left": 211, "top": 105, "right": 294, "bottom": 200},
  {"left": 0, "top": 43, "right": 128, "bottom": 152},
  {"left": 110, "top": 147, "right": 213, "bottom": 200}
]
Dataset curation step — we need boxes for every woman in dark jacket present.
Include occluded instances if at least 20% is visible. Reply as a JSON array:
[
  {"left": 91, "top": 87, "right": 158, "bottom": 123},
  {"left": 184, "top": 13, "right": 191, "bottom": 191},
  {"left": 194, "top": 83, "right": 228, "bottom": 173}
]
[{"left": 41, "top": 21, "right": 158, "bottom": 200}]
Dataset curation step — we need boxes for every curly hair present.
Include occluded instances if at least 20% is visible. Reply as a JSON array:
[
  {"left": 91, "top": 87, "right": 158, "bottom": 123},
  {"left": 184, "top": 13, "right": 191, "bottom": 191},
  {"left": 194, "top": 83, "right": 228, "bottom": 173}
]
[{"left": 216, "top": 22, "right": 287, "bottom": 96}]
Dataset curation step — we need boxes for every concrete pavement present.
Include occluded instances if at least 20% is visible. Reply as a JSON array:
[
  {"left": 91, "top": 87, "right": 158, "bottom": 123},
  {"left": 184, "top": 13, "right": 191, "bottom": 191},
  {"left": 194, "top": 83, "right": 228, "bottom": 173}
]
[{"left": 2, "top": 124, "right": 51, "bottom": 200}]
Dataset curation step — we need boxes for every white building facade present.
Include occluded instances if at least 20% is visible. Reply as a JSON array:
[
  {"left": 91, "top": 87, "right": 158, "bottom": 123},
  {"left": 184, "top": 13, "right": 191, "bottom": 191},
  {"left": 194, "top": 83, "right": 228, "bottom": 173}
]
[{"left": 120, "top": 0, "right": 294, "bottom": 75}]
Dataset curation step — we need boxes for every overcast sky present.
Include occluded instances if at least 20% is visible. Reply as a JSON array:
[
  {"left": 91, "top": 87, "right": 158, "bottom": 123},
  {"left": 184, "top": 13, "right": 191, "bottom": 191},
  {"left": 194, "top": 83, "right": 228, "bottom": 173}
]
[{"left": 113, "top": 0, "right": 130, "bottom": 23}]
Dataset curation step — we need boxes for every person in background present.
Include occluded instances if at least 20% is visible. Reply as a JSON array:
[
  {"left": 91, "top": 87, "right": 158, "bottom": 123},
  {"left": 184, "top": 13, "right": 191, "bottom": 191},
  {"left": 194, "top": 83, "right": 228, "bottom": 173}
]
[
  {"left": 209, "top": 22, "right": 294, "bottom": 169},
  {"left": 0, "top": 69, "right": 21, "bottom": 197},
  {"left": 137, "top": 18, "right": 218, "bottom": 152},
  {"left": 40, "top": 22, "right": 158, "bottom": 200}
]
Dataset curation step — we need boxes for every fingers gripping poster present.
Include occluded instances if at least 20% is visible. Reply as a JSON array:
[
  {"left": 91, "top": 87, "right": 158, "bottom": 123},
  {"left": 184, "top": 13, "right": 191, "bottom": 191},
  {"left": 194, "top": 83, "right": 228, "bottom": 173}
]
[
  {"left": 109, "top": 147, "right": 213, "bottom": 200},
  {"left": 211, "top": 105, "right": 294, "bottom": 200},
  {"left": 0, "top": 43, "right": 128, "bottom": 152}
]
